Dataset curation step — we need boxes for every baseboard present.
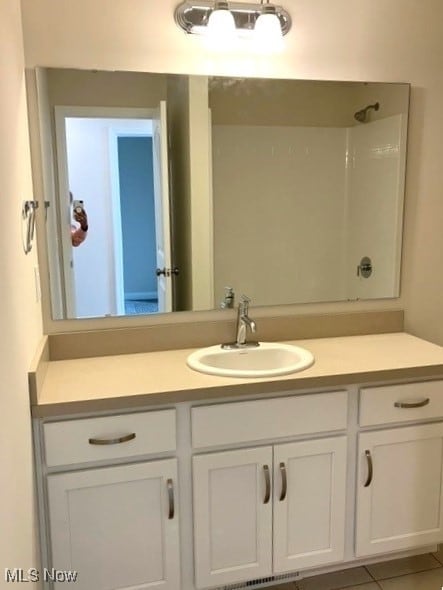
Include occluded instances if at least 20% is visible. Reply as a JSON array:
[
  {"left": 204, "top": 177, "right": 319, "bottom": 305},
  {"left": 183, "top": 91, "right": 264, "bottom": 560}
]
[{"left": 125, "top": 291, "right": 157, "bottom": 301}]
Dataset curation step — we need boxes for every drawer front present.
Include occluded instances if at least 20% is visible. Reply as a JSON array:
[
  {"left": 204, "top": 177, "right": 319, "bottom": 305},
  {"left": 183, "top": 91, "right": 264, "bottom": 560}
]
[
  {"left": 192, "top": 391, "right": 348, "bottom": 448},
  {"left": 360, "top": 380, "right": 443, "bottom": 426},
  {"left": 44, "top": 409, "right": 176, "bottom": 467}
]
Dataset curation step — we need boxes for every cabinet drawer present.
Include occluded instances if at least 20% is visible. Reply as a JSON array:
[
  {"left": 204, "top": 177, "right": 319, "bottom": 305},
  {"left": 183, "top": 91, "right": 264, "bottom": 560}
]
[
  {"left": 43, "top": 409, "right": 176, "bottom": 467},
  {"left": 192, "top": 391, "right": 348, "bottom": 448},
  {"left": 360, "top": 380, "right": 443, "bottom": 426}
]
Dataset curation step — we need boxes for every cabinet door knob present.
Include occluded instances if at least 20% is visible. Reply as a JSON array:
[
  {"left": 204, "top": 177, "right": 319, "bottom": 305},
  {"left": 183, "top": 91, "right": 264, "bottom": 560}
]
[
  {"left": 167, "top": 478, "right": 175, "bottom": 520},
  {"left": 364, "top": 450, "right": 373, "bottom": 487},
  {"left": 263, "top": 465, "right": 271, "bottom": 504},
  {"left": 279, "top": 462, "right": 287, "bottom": 501},
  {"left": 394, "top": 398, "right": 430, "bottom": 409},
  {"left": 88, "top": 433, "right": 136, "bottom": 445}
]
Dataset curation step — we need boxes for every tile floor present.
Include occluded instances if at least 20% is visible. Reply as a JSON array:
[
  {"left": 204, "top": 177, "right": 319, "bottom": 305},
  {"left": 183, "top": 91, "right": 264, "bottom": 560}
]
[
  {"left": 270, "top": 552, "right": 443, "bottom": 590},
  {"left": 124, "top": 299, "right": 158, "bottom": 315}
]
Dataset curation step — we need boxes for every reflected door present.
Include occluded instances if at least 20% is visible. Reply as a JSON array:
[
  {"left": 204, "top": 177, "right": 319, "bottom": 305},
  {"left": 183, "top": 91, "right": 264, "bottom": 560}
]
[{"left": 153, "top": 101, "right": 173, "bottom": 313}]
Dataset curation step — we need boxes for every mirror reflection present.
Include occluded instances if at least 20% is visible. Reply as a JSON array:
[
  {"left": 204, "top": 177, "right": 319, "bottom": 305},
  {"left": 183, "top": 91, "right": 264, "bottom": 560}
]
[{"left": 30, "top": 68, "right": 409, "bottom": 319}]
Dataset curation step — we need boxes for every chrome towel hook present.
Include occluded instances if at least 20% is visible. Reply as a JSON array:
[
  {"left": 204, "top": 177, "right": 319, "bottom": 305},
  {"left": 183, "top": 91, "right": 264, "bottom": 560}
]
[{"left": 21, "top": 200, "right": 39, "bottom": 254}]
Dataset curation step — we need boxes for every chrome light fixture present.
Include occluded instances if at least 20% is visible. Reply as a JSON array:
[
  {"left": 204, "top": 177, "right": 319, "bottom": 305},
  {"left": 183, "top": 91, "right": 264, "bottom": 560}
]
[{"left": 174, "top": 0, "right": 291, "bottom": 40}]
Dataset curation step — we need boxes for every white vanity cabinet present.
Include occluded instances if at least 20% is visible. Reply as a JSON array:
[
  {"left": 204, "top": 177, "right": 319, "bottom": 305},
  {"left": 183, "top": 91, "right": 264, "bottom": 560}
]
[
  {"left": 35, "top": 377, "right": 443, "bottom": 590},
  {"left": 273, "top": 436, "right": 347, "bottom": 573},
  {"left": 192, "top": 437, "right": 347, "bottom": 588},
  {"left": 47, "top": 459, "right": 180, "bottom": 590},
  {"left": 192, "top": 447, "right": 273, "bottom": 588},
  {"left": 355, "top": 380, "right": 443, "bottom": 558},
  {"left": 38, "top": 409, "right": 181, "bottom": 590},
  {"left": 191, "top": 392, "right": 349, "bottom": 588},
  {"left": 355, "top": 423, "right": 443, "bottom": 557}
]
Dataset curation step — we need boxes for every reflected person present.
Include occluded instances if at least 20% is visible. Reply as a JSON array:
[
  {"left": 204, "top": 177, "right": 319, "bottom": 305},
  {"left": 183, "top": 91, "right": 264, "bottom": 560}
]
[{"left": 70, "top": 192, "right": 89, "bottom": 247}]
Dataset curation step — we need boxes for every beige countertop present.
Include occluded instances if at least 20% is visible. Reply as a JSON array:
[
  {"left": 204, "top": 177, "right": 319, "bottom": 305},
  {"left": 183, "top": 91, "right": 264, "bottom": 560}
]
[{"left": 31, "top": 332, "right": 443, "bottom": 417}]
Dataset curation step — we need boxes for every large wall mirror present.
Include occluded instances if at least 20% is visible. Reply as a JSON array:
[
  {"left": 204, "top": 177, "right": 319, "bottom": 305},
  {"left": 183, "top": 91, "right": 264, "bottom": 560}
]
[{"left": 28, "top": 68, "right": 409, "bottom": 320}]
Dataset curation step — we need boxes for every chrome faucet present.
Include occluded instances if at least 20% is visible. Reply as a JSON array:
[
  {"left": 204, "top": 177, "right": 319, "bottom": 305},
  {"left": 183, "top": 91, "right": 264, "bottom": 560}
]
[
  {"left": 222, "top": 295, "right": 259, "bottom": 349},
  {"left": 236, "top": 295, "right": 256, "bottom": 345}
]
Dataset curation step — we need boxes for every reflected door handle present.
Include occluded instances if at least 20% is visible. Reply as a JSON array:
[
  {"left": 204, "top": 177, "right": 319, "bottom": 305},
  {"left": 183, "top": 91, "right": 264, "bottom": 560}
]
[
  {"left": 156, "top": 267, "right": 180, "bottom": 277},
  {"left": 357, "top": 256, "right": 373, "bottom": 278}
]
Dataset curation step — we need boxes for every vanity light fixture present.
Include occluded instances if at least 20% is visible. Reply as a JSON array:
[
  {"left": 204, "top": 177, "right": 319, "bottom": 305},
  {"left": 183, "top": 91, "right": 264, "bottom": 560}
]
[{"left": 174, "top": 0, "right": 291, "bottom": 42}]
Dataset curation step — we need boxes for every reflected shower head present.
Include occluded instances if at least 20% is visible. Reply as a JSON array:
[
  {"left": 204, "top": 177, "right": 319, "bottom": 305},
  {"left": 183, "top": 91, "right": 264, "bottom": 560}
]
[{"left": 354, "top": 102, "right": 380, "bottom": 123}]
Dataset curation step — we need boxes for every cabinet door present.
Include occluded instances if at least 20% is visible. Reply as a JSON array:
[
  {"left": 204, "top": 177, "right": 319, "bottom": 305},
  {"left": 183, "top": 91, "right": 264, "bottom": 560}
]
[
  {"left": 273, "top": 436, "right": 347, "bottom": 572},
  {"left": 356, "top": 423, "right": 443, "bottom": 556},
  {"left": 193, "top": 447, "right": 273, "bottom": 588},
  {"left": 47, "top": 459, "right": 180, "bottom": 590}
]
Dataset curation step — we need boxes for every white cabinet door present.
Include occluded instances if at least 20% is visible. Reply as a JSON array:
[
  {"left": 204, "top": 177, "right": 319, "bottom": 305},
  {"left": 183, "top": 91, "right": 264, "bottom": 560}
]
[
  {"left": 193, "top": 447, "right": 273, "bottom": 588},
  {"left": 47, "top": 459, "right": 180, "bottom": 590},
  {"left": 273, "top": 436, "right": 347, "bottom": 572},
  {"left": 356, "top": 423, "right": 443, "bottom": 556}
]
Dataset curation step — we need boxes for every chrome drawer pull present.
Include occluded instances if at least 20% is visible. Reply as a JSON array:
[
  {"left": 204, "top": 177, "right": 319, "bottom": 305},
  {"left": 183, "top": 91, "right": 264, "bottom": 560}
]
[
  {"left": 364, "top": 450, "right": 373, "bottom": 487},
  {"left": 88, "top": 432, "right": 136, "bottom": 445},
  {"left": 394, "top": 398, "right": 430, "bottom": 409},
  {"left": 167, "top": 478, "right": 175, "bottom": 520},
  {"left": 263, "top": 465, "right": 271, "bottom": 504},
  {"left": 279, "top": 462, "right": 287, "bottom": 502}
]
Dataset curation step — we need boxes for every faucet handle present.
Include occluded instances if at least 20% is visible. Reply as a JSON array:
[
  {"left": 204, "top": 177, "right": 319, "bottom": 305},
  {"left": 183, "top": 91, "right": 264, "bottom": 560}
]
[
  {"left": 239, "top": 294, "right": 251, "bottom": 313},
  {"left": 220, "top": 286, "right": 235, "bottom": 309}
]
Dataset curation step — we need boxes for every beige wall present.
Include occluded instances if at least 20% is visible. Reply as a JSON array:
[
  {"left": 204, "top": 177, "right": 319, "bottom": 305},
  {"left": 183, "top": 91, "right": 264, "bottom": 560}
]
[
  {"left": 209, "top": 78, "right": 409, "bottom": 127},
  {"left": 209, "top": 79, "right": 356, "bottom": 127},
  {"left": 187, "top": 76, "right": 213, "bottom": 310},
  {"left": 167, "top": 76, "right": 193, "bottom": 310},
  {"left": 167, "top": 76, "right": 213, "bottom": 311},
  {"left": 46, "top": 68, "right": 167, "bottom": 109},
  {"left": 0, "top": 0, "right": 43, "bottom": 585},
  {"left": 352, "top": 82, "right": 410, "bottom": 123},
  {"left": 19, "top": 0, "right": 443, "bottom": 344}
]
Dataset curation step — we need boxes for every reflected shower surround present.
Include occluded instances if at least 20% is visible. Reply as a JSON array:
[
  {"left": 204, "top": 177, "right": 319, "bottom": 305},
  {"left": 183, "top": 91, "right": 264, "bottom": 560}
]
[{"left": 213, "top": 115, "right": 405, "bottom": 306}]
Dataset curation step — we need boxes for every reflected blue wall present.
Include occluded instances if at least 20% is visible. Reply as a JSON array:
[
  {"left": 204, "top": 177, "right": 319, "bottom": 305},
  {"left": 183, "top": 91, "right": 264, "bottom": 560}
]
[{"left": 118, "top": 136, "right": 157, "bottom": 299}]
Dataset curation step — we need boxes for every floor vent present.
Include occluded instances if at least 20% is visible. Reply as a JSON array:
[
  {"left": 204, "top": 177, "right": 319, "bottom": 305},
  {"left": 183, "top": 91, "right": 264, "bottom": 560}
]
[{"left": 215, "top": 572, "right": 300, "bottom": 590}]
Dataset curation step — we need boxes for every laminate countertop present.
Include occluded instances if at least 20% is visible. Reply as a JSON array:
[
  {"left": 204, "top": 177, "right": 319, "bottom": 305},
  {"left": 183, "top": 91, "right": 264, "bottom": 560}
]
[{"left": 31, "top": 332, "right": 443, "bottom": 417}]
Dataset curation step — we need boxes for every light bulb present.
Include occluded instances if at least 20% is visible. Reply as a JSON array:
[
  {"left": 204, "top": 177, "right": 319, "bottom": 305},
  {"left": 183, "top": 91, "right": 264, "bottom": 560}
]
[
  {"left": 207, "top": 3, "right": 236, "bottom": 36},
  {"left": 254, "top": 7, "right": 284, "bottom": 52},
  {"left": 206, "top": 2, "right": 237, "bottom": 50}
]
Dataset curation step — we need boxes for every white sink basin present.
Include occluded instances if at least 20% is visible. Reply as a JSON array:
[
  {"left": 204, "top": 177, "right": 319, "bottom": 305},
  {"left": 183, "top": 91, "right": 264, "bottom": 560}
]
[{"left": 187, "top": 342, "right": 314, "bottom": 378}]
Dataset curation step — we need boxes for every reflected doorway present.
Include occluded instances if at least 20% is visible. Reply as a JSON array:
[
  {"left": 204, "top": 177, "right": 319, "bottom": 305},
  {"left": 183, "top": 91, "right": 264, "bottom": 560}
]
[
  {"left": 115, "top": 134, "right": 158, "bottom": 316},
  {"left": 55, "top": 105, "right": 172, "bottom": 318}
]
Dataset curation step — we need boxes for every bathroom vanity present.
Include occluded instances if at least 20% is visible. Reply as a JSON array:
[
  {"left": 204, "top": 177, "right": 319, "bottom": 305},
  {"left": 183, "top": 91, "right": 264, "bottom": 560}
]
[{"left": 31, "top": 332, "right": 443, "bottom": 590}]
